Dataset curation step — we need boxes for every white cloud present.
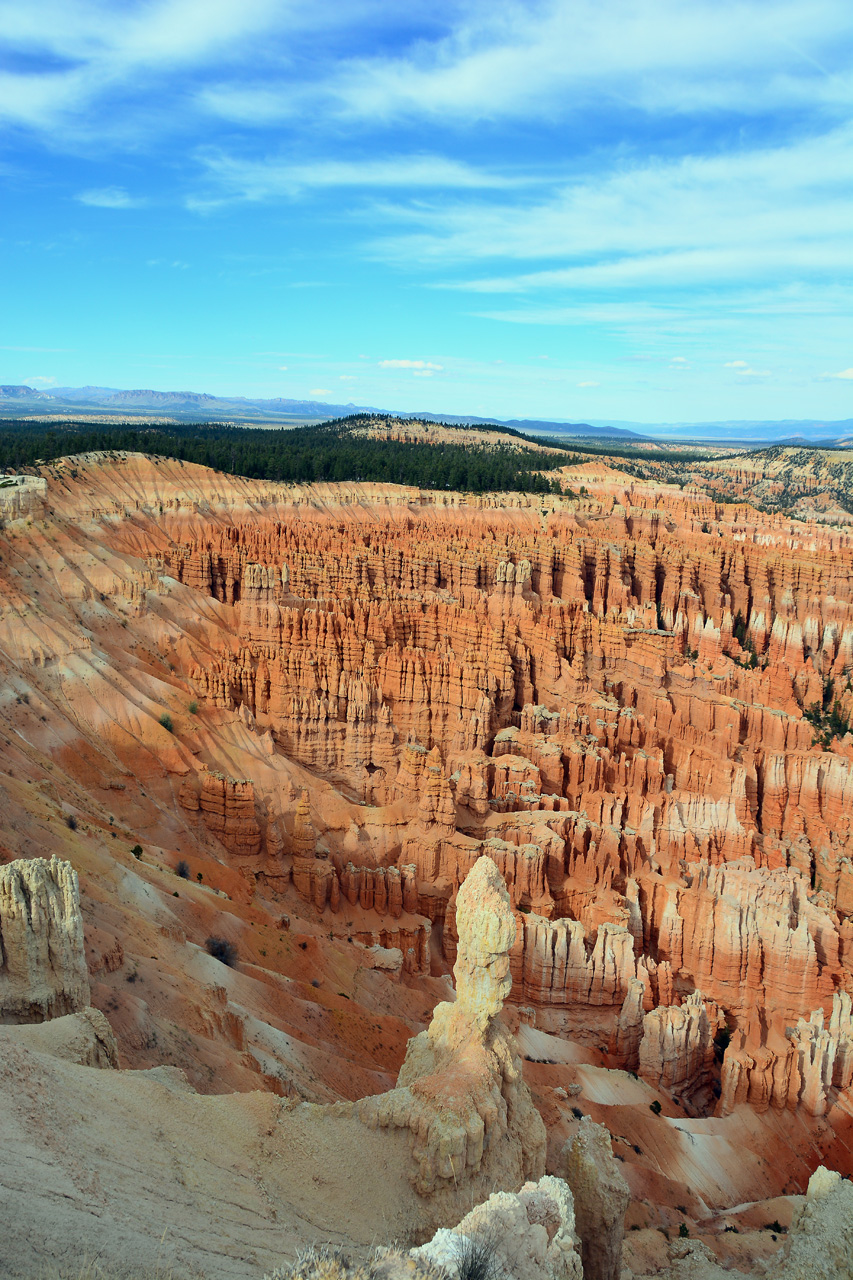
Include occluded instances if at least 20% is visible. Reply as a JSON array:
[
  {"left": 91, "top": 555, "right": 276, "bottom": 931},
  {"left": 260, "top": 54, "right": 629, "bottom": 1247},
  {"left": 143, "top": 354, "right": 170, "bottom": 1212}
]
[
  {"left": 577, "top": 380, "right": 600, "bottom": 387},
  {"left": 24, "top": 375, "right": 56, "bottom": 385},
  {"left": 199, "top": 1, "right": 852, "bottom": 128},
  {"left": 6, "top": 0, "right": 847, "bottom": 156},
  {"left": 339, "top": 375, "right": 357, "bottom": 381},
  {"left": 724, "top": 360, "right": 770, "bottom": 376},
  {"left": 371, "top": 128, "right": 853, "bottom": 293},
  {"left": 278, "top": 365, "right": 288, "bottom": 371},
  {"left": 191, "top": 150, "right": 520, "bottom": 203},
  {"left": 670, "top": 356, "right": 688, "bottom": 363},
  {"left": 825, "top": 367, "right": 853, "bottom": 379},
  {"left": 309, "top": 388, "right": 330, "bottom": 396},
  {"left": 378, "top": 359, "right": 444, "bottom": 371},
  {"left": 77, "top": 187, "right": 140, "bottom": 208}
]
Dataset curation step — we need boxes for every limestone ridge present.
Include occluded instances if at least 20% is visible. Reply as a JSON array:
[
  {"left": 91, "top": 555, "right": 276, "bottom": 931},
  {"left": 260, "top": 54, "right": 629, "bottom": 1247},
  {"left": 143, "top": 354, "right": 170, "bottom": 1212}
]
[
  {"left": 347, "top": 855, "right": 546, "bottom": 1196},
  {"left": 0, "top": 856, "right": 90, "bottom": 1023}
]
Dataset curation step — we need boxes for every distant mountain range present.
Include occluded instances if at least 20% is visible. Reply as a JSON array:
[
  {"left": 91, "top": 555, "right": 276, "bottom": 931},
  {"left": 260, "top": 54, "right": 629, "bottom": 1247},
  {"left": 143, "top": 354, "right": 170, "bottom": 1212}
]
[
  {"left": 0, "top": 384, "right": 642, "bottom": 439},
  {"left": 582, "top": 417, "right": 853, "bottom": 444},
  {"left": 1, "top": 384, "right": 850, "bottom": 445}
]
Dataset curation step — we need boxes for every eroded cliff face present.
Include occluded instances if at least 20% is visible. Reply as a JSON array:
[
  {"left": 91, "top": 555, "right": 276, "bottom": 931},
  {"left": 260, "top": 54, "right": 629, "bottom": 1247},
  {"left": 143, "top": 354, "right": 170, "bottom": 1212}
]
[
  {"left": 0, "top": 856, "right": 90, "bottom": 1022},
  {"left": 0, "top": 452, "right": 850, "bottom": 1191},
  {"left": 104, "top": 456, "right": 853, "bottom": 1121}
]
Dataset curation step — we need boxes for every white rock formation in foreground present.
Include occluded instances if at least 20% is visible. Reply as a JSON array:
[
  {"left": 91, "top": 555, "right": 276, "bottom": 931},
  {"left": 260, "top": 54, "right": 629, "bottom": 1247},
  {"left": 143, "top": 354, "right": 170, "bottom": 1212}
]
[
  {"left": 0, "top": 855, "right": 90, "bottom": 1022},
  {"left": 344, "top": 854, "right": 546, "bottom": 1196},
  {"left": 412, "top": 1176, "right": 582, "bottom": 1280}
]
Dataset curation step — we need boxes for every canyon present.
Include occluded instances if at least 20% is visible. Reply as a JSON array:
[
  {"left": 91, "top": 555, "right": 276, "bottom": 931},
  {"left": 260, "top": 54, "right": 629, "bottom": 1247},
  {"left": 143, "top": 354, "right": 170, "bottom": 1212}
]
[{"left": 0, "top": 447, "right": 851, "bottom": 1278}]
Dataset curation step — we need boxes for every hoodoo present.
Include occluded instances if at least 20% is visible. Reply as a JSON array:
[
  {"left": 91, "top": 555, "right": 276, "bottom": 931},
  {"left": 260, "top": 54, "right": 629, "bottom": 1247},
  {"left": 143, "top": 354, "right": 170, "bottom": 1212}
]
[
  {"left": 0, "top": 856, "right": 90, "bottom": 1023},
  {"left": 0, "top": 449, "right": 850, "bottom": 1277},
  {"left": 348, "top": 854, "right": 546, "bottom": 1198}
]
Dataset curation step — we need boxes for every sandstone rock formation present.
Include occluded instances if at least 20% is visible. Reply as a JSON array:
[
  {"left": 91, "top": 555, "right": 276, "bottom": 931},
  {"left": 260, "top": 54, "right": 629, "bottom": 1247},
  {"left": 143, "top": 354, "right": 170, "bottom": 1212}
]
[
  {"left": 719, "top": 990, "right": 853, "bottom": 1116},
  {"left": 774, "top": 1165, "right": 853, "bottom": 1280},
  {"left": 638, "top": 992, "right": 717, "bottom": 1108},
  {"left": 0, "top": 1006, "right": 119, "bottom": 1068},
  {"left": 347, "top": 856, "right": 546, "bottom": 1196},
  {"left": 0, "top": 856, "right": 90, "bottom": 1022},
  {"left": 412, "top": 1175, "right": 582, "bottom": 1280},
  {"left": 179, "top": 770, "right": 263, "bottom": 860},
  {"left": 562, "top": 1118, "right": 630, "bottom": 1280},
  {"left": 0, "top": 450, "right": 852, "bottom": 1273}
]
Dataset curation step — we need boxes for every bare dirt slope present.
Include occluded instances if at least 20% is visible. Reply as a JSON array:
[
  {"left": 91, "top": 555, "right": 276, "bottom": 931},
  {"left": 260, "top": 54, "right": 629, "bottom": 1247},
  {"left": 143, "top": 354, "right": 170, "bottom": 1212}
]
[{"left": 0, "top": 1022, "right": 422, "bottom": 1280}]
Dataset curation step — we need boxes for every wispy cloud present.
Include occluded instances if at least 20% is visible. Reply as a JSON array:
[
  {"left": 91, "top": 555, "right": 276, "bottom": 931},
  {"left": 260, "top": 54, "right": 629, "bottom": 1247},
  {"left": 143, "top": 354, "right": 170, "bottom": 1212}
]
[
  {"left": 190, "top": 150, "right": 522, "bottom": 203},
  {"left": 77, "top": 187, "right": 141, "bottom": 208},
  {"left": 199, "top": 1, "right": 853, "bottom": 127},
  {"left": 373, "top": 127, "right": 852, "bottom": 280},
  {"left": 378, "top": 359, "right": 443, "bottom": 370},
  {"left": 725, "top": 360, "right": 771, "bottom": 377},
  {"left": 824, "top": 368, "right": 853, "bottom": 379}
]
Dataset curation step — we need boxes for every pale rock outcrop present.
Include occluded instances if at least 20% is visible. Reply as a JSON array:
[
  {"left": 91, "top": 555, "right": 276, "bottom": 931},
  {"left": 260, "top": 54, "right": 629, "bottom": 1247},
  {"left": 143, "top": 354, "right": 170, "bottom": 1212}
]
[
  {"left": 611, "top": 978, "right": 646, "bottom": 1067},
  {"left": 773, "top": 1165, "right": 853, "bottom": 1280},
  {"left": 561, "top": 1118, "right": 630, "bottom": 1280},
  {"left": 0, "top": 856, "right": 90, "bottom": 1022},
  {"left": 348, "top": 856, "right": 546, "bottom": 1195},
  {"left": 650, "top": 1165, "right": 853, "bottom": 1280},
  {"left": 638, "top": 992, "right": 717, "bottom": 1106},
  {"left": 412, "top": 1176, "right": 582, "bottom": 1280},
  {"left": 0, "top": 1006, "right": 119, "bottom": 1068}
]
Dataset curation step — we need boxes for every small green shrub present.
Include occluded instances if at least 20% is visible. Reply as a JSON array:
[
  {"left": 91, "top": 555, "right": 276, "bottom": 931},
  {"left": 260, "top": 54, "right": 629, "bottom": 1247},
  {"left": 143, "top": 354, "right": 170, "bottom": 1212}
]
[
  {"left": 159, "top": 712, "right": 174, "bottom": 733},
  {"left": 678, "top": 1223, "right": 689, "bottom": 1238},
  {"left": 649, "top": 1100, "right": 662, "bottom": 1115},
  {"left": 176, "top": 859, "right": 190, "bottom": 879},
  {"left": 131, "top": 844, "right": 143, "bottom": 859},
  {"left": 188, "top": 699, "right": 198, "bottom": 715}
]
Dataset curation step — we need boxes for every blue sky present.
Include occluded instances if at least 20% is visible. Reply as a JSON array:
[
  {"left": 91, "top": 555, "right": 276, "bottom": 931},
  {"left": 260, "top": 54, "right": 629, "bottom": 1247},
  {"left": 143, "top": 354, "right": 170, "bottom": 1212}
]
[{"left": 1, "top": 0, "right": 851, "bottom": 423}]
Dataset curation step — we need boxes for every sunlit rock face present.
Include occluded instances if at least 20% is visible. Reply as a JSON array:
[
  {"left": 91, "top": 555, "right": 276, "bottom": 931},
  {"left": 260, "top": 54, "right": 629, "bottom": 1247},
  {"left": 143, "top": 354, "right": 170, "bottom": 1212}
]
[
  {"left": 345, "top": 856, "right": 547, "bottom": 1199},
  {"left": 0, "top": 856, "right": 90, "bottom": 1023},
  {"left": 139, "top": 461, "right": 853, "bottom": 1118},
  {"left": 0, "top": 451, "right": 851, "bottom": 1136}
]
